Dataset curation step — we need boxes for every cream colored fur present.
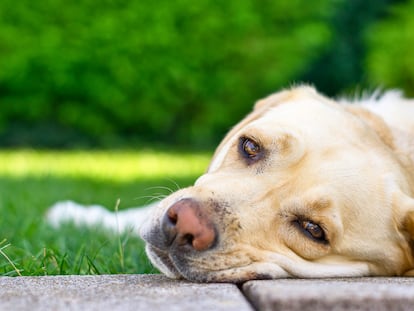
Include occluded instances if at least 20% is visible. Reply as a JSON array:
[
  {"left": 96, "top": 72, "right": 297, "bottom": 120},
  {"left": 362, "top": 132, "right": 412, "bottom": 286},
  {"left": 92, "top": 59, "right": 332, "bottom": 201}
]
[{"left": 140, "top": 86, "right": 414, "bottom": 282}]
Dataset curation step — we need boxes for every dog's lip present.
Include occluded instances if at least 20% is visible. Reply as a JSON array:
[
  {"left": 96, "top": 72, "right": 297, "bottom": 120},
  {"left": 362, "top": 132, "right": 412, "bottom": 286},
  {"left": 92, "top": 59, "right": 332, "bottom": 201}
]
[
  {"left": 148, "top": 247, "right": 277, "bottom": 282},
  {"left": 146, "top": 243, "right": 219, "bottom": 281},
  {"left": 146, "top": 244, "right": 183, "bottom": 277}
]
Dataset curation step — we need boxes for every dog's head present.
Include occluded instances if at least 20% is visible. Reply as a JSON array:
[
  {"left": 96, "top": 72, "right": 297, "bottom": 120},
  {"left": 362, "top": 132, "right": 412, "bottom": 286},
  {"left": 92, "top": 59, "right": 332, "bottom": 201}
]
[{"left": 140, "top": 86, "right": 414, "bottom": 282}]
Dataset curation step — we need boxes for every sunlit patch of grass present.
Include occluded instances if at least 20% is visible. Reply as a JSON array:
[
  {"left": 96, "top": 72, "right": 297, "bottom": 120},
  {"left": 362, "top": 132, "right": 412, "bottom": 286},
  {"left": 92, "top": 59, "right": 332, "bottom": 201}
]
[
  {"left": 0, "top": 149, "right": 211, "bottom": 276},
  {"left": 0, "top": 149, "right": 211, "bottom": 181}
]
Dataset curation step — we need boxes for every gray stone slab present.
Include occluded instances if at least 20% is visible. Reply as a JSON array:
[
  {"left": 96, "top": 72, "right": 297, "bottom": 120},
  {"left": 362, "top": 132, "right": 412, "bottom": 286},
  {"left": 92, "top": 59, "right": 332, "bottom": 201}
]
[
  {"left": 243, "top": 277, "right": 414, "bottom": 311},
  {"left": 0, "top": 274, "right": 253, "bottom": 311}
]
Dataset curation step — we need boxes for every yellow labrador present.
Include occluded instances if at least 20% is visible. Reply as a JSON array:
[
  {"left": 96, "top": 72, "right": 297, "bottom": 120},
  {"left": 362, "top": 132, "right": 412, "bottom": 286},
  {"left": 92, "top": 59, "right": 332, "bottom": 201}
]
[{"left": 140, "top": 86, "right": 414, "bottom": 282}]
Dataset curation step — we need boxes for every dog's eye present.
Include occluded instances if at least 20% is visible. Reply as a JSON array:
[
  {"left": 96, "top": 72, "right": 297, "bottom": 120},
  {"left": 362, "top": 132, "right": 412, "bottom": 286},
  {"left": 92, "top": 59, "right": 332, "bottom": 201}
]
[
  {"left": 240, "top": 137, "right": 261, "bottom": 159},
  {"left": 297, "top": 219, "right": 327, "bottom": 243}
]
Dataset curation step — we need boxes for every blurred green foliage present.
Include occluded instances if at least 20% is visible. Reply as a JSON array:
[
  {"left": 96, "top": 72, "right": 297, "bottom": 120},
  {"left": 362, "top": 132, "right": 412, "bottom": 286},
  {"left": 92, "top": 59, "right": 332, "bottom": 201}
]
[
  {"left": 365, "top": 0, "right": 414, "bottom": 95},
  {"left": 0, "top": 0, "right": 410, "bottom": 148}
]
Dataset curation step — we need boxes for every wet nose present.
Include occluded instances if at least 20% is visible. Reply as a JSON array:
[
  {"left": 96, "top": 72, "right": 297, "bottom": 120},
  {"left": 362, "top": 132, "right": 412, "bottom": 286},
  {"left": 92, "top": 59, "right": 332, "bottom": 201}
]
[{"left": 162, "top": 199, "right": 216, "bottom": 251}]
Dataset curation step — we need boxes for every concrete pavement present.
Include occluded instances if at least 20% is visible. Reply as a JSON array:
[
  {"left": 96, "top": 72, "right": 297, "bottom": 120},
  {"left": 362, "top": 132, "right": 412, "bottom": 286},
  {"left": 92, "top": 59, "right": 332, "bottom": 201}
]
[
  {"left": 1, "top": 275, "right": 414, "bottom": 310},
  {"left": 243, "top": 278, "right": 414, "bottom": 311},
  {"left": 0, "top": 274, "right": 252, "bottom": 311}
]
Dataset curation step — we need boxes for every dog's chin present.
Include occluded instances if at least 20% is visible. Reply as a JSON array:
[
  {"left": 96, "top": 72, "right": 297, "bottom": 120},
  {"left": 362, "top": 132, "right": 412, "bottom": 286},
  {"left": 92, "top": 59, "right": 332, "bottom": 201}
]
[{"left": 145, "top": 244, "right": 291, "bottom": 282}]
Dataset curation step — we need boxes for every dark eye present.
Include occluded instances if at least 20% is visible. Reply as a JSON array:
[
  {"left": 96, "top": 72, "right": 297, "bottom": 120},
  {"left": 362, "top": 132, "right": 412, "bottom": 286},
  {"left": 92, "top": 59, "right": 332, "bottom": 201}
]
[
  {"left": 240, "top": 137, "right": 261, "bottom": 159},
  {"left": 296, "top": 219, "right": 327, "bottom": 243}
]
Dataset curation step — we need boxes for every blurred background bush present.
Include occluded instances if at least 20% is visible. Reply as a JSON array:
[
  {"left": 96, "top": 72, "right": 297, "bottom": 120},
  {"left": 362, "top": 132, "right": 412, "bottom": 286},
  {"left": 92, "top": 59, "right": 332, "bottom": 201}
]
[{"left": 0, "top": 0, "right": 411, "bottom": 149}]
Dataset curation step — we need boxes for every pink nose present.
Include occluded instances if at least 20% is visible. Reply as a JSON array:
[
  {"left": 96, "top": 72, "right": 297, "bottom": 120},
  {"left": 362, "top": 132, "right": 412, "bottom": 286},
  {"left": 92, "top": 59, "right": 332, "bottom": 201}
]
[{"left": 162, "top": 199, "right": 216, "bottom": 251}]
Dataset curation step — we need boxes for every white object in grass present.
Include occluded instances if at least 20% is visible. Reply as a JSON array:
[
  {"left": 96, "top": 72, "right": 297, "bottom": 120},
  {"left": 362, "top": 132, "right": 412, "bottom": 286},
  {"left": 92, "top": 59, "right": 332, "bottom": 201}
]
[{"left": 46, "top": 200, "right": 153, "bottom": 234}]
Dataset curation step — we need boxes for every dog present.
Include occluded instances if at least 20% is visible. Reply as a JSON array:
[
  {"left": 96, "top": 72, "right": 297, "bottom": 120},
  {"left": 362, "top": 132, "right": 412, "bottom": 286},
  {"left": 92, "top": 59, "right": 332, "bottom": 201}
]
[{"left": 139, "top": 86, "right": 414, "bottom": 282}]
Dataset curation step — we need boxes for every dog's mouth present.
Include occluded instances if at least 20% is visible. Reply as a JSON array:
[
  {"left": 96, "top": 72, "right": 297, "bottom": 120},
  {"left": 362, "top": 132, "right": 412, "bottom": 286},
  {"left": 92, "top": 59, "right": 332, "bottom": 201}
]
[
  {"left": 145, "top": 242, "right": 290, "bottom": 282},
  {"left": 145, "top": 243, "right": 222, "bottom": 282}
]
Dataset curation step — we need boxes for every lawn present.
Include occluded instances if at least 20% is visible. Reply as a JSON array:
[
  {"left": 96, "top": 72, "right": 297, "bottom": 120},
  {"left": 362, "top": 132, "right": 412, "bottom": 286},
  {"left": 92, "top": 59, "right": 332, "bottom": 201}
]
[{"left": 0, "top": 149, "right": 211, "bottom": 276}]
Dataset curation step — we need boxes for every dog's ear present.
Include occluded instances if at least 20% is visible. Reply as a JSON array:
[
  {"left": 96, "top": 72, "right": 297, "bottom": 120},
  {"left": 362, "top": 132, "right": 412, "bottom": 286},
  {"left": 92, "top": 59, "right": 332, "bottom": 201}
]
[
  {"left": 397, "top": 192, "right": 414, "bottom": 233},
  {"left": 396, "top": 192, "right": 414, "bottom": 275},
  {"left": 402, "top": 208, "right": 414, "bottom": 276}
]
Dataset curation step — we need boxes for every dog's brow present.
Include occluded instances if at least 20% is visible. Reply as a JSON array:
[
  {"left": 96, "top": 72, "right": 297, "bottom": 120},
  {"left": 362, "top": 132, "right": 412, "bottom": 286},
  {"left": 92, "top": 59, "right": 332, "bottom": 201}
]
[{"left": 208, "top": 141, "right": 232, "bottom": 172}]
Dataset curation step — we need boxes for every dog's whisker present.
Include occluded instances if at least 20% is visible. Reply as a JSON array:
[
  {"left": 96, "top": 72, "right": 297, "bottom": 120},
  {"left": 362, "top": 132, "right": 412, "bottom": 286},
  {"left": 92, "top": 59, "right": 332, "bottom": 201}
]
[
  {"left": 133, "top": 195, "right": 166, "bottom": 205},
  {"left": 145, "top": 185, "right": 176, "bottom": 194},
  {"left": 165, "top": 178, "right": 182, "bottom": 192}
]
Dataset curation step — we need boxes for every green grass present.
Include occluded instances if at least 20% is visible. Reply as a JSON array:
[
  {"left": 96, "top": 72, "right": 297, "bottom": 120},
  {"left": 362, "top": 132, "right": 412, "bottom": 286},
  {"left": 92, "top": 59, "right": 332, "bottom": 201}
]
[{"left": 0, "top": 149, "right": 211, "bottom": 276}]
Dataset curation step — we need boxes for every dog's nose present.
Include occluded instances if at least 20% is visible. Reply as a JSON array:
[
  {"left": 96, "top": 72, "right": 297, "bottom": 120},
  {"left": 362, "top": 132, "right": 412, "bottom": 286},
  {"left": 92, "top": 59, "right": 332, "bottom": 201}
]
[{"left": 162, "top": 199, "right": 215, "bottom": 251}]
